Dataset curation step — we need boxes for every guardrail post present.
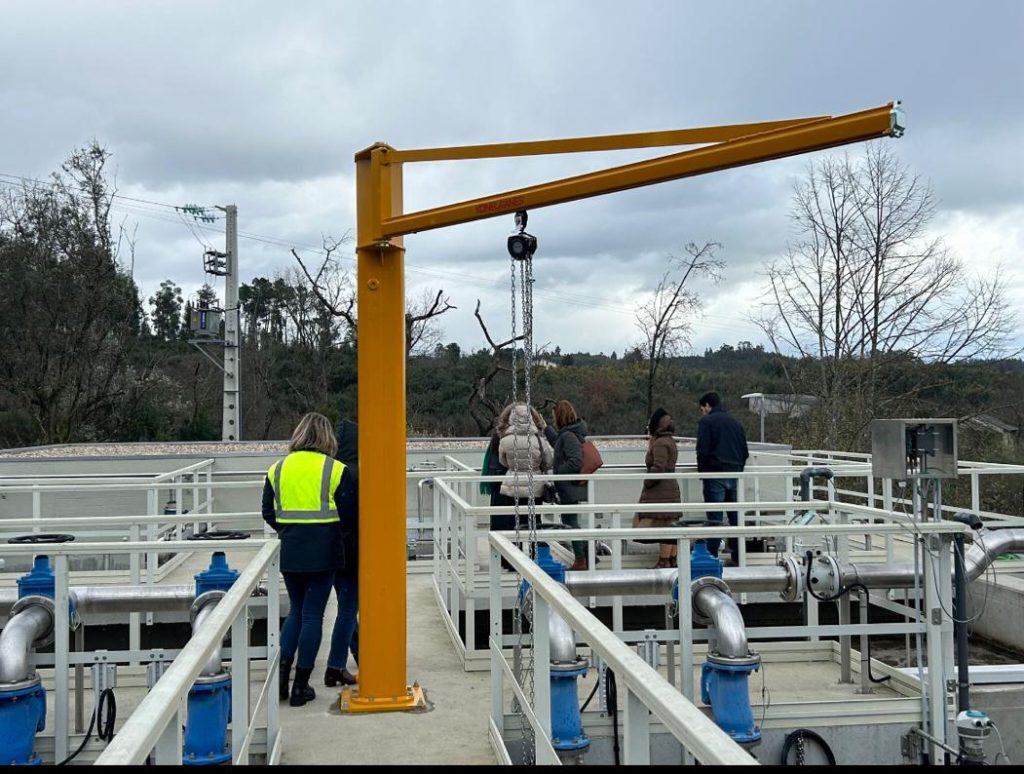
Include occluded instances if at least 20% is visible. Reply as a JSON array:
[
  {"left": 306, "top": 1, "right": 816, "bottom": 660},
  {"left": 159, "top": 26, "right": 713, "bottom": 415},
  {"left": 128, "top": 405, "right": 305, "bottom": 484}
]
[
  {"left": 624, "top": 686, "right": 651, "bottom": 764},
  {"left": 54, "top": 553, "right": 70, "bottom": 764},
  {"left": 533, "top": 592, "right": 551, "bottom": 763},
  {"left": 971, "top": 473, "right": 980, "bottom": 515},
  {"left": 231, "top": 601, "right": 251, "bottom": 764},
  {"left": 266, "top": 552, "right": 281, "bottom": 763},
  {"left": 489, "top": 545, "right": 504, "bottom": 742},
  {"left": 153, "top": 703, "right": 183, "bottom": 764},
  {"left": 32, "top": 484, "right": 41, "bottom": 534},
  {"left": 146, "top": 486, "right": 157, "bottom": 626},
  {"left": 612, "top": 510, "right": 623, "bottom": 634}
]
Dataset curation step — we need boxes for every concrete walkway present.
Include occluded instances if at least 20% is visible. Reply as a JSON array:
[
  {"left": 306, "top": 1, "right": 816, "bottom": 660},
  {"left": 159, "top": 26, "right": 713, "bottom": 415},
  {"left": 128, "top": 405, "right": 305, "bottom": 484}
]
[{"left": 279, "top": 572, "right": 496, "bottom": 766}]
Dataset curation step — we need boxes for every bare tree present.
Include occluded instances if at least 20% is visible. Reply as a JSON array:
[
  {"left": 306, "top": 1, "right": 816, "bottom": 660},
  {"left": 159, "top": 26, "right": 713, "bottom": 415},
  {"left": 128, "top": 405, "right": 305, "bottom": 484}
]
[
  {"left": 467, "top": 300, "right": 523, "bottom": 434},
  {"left": 407, "top": 288, "right": 456, "bottom": 356},
  {"left": 292, "top": 239, "right": 454, "bottom": 356},
  {"left": 635, "top": 241, "right": 724, "bottom": 417},
  {"left": 755, "top": 146, "right": 1017, "bottom": 449}
]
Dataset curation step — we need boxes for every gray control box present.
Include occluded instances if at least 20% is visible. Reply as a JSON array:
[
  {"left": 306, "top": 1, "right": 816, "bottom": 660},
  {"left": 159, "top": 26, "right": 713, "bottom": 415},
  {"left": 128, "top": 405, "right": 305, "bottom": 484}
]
[{"left": 871, "top": 419, "right": 958, "bottom": 480}]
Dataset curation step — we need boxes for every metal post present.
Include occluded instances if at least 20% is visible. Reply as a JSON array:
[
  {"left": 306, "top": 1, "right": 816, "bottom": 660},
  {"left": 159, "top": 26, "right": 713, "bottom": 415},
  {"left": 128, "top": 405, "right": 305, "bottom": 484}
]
[
  {"left": 624, "top": 687, "right": 651, "bottom": 764},
  {"left": 612, "top": 511, "right": 623, "bottom": 634},
  {"left": 75, "top": 624, "right": 85, "bottom": 733},
  {"left": 222, "top": 204, "right": 241, "bottom": 441},
  {"left": 838, "top": 505, "right": 852, "bottom": 684},
  {"left": 924, "top": 536, "right": 947, "bottom": 763},
  {"left": 153, "top": 705, "right": 183, "bottom": 765},
  {"left": 677, "top": 538, "right": 694, "bottom": 767},
  {"left": 130, "top": 523, "right": 141, "bottom": 658},
  {"left": 54, "top": 554, "right": 70, "bottom": 764},
  {"left": 231, "top": 602, "right": 251, "bottom": 764},
  {"left": 353, "top": 146, "right": 420, "bottom": 711},
  {"left": 266, "top": 552, "right": 281, "bottom": 763},
  {"left": 857, "top": 591, "right": 873, "bottom": 694},
  {"left": 953, "top": 534, "right": 970, "bottom": 713},
  {"left": 533, "top": 592, "right": 551, "bottom": 762},
  {"left": 490, "top": 545, "right": 504, "bottom": 741},
  {"left": 146, "top": 487, "right": 157, "bottom": 626}
]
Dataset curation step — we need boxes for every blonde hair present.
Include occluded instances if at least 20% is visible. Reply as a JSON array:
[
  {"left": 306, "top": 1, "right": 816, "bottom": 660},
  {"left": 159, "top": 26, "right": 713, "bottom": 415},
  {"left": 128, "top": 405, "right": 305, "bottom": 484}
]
[
  {"left": 553, "top": 400, "right": 578, "bottom": 429},
  {"left": 288, "top": 412, "right": 338, "bottom": 457}
]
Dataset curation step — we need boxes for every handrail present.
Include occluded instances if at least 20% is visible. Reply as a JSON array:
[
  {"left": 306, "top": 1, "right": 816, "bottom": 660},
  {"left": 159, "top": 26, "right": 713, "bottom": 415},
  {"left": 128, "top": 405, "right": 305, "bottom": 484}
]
[
  {"left": 0, "top": 479, "right": 261, "bottom": 494},
  {"left": 151, "top": 459, "right": 217, "bottom": 483},
  {"left": 489, "top": 532, "right": 757, "bottom": 766},
  {"left": 0, "top": 511, "right": 261, "bottom": 530},
  {"left": 95, "top": 539, "right": 279, "bottom": 765}
]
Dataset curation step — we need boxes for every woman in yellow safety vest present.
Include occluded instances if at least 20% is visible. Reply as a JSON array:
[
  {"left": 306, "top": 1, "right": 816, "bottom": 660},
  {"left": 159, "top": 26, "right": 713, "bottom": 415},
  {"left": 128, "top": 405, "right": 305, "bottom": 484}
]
[{"left": 262, "top": 412, "right": 357, "bottom": 707}]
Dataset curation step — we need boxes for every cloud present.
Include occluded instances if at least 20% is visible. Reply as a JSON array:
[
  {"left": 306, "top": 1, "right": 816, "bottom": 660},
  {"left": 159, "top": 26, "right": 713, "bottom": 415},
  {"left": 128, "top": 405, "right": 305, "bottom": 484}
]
[{"left": 2, "top": 0, "right": 1021, "bottom": 356}]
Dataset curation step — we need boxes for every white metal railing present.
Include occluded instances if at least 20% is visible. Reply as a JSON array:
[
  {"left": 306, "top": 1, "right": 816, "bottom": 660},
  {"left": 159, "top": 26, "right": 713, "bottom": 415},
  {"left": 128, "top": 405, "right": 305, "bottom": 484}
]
[
  {"left": 486, "top": 517, "right": 969, "bottom": 765},
  {"left": 0, "top": 538, "right": 280, "bottom": 765},
  {"left": 0, "top": 510, "right": 268, "bottom": 657},
  {"left": 488, "top": 530, "right": 759, "bottom": 766}
]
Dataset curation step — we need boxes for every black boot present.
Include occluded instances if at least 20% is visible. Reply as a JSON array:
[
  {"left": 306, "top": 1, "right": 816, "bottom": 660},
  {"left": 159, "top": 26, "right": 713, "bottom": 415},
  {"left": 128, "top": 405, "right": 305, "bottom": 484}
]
[
  {"left": 289, "top": 666, "right": 315, "bottom": 707},
  {"left": 280, "top": 658, "right": 293, "bottom": 701},
  {"left": 324, "top": 666, "right": 343, "bottom": 687}
]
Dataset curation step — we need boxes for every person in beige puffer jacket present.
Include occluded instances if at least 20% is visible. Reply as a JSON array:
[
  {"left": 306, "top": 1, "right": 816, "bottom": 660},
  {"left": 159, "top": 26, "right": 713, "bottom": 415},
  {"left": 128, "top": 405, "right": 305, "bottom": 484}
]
[{"left": 498, "top": 402, "right": 554, "bottom": 501}]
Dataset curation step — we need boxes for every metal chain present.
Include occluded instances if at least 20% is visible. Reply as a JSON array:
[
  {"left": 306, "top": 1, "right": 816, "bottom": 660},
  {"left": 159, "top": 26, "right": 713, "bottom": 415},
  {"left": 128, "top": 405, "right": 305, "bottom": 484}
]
[
  {"left": 796, "top": 731, "right": 806, "bottom": 765},
  {"left": 509, "top": 250, "right": 537, "bottom": 762}
]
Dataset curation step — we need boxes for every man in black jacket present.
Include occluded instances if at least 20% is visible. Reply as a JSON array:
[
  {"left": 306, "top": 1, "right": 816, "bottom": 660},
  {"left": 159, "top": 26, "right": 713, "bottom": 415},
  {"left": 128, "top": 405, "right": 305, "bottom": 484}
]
[{"left": 696, "top": 392, "right": 749, "bottom": 562}]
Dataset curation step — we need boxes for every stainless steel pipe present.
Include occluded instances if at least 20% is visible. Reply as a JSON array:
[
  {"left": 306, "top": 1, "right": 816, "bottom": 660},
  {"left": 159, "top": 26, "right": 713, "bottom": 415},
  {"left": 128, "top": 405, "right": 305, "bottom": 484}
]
[
  {"left": 693, "top": 586, "right": 749, "bottom": 659},
  {"left": 564, "top": 528, "right": 1024, "bottom": 599},
  {"left": 0, "top": 585, "right": 196, "bottom": 617},
  {"left": 0, "top": 606, "right": 51, "bottom": 684},
  {"left": 192, "top": 603, "right": 223, "bottom": 676}
]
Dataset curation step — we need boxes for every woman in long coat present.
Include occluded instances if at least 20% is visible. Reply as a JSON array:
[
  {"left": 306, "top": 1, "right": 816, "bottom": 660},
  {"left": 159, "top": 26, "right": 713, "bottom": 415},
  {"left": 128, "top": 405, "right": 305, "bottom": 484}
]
[{"left": 635, "top": 407, "right": 681, "bottom": 569}]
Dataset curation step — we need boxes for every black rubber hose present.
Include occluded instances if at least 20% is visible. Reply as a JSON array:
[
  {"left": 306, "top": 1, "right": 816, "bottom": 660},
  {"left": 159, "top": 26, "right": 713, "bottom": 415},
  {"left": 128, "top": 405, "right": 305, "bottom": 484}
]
[
  {"left": 804, "top": 553, "right": 890, "bottom": 684},
  {"left": 57, "top": 688, "right": 116, "bottom": 765},
  {"left": 780, "top": 728, "right": 836, "bottom": 765},
  {"left": 606, "top": 668, "right": 620, "bottom": 765}
]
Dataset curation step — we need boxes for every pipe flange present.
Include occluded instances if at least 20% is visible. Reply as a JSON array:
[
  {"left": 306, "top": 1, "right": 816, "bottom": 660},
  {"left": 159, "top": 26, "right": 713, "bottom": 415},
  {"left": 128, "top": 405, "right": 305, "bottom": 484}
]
[
  {"left": 189, "top": 590, "right": 226, "bottom": 627},
  {"left": 778, "top": 556, "right": 806, "bottom": 602},
  {"left": 9, "top": 596, "right": 56, "bottom": 649},
  {"left": 706, "top": 650, "right": 762, "bottom": 669},
  {"left": 0, "top": 675, "right": 44, "bottom": 694},
  {"left": 192, "top": 671, "right": 231, "bottom": 686},
  {"left": 550, "top": 658, "right": 589, "bottom": 674},
  {"left": 690, "top": 576, "right": 731, "bottom": 626}
]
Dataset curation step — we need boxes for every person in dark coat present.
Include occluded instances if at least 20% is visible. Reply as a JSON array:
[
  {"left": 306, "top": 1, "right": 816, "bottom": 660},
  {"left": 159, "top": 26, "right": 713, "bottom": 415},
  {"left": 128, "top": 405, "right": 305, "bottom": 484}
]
[
  {"left": 696, "top": 392, "right": 749, "bottom": 562},
  {"left": 263, "top": 412, "right": 356, "bottom": 706},
  {"left": 324, "top": 416, "right": 359, "bottom": 687},
  {"left": 543, "top": 399, "right": 590, "bottom": 570},
  {"left": 635, "top": 407, "right": 681, "bottom": 569}
]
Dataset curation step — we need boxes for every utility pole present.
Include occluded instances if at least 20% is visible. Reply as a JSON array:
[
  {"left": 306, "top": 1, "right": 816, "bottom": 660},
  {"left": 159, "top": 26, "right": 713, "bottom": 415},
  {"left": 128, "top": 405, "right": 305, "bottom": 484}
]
[
  {"left": 184, "top": 202, "right": 242, "bottom": 441},
  {"left": 221, "top": 205, "right": 241, "bottom": 441}
]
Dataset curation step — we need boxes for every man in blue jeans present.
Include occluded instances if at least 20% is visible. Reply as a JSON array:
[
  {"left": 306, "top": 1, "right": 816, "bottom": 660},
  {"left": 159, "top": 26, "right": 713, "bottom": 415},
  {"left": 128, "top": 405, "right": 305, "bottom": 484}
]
[{"left": 696, "top": 392, "right": 749, "bottom": 563}]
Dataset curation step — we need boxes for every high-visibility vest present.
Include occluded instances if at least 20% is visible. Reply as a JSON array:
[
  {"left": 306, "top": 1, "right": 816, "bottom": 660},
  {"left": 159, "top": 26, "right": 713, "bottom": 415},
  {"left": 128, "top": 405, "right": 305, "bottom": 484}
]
[{"left": 268, "top": 451, "right": 345, "bottom": 524}]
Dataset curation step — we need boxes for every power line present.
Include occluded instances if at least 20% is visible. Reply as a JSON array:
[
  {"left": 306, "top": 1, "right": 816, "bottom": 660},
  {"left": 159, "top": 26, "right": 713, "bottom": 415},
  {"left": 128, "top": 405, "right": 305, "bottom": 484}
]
[{"left": 1, "top": 172, "right": 758, "bottom": 335}]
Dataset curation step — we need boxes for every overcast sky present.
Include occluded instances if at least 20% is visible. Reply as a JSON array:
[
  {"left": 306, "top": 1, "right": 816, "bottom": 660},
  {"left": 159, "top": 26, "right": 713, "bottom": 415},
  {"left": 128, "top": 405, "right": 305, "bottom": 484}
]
[{"left": 3, "top": 1, "right": 1022, "bottom": 357}]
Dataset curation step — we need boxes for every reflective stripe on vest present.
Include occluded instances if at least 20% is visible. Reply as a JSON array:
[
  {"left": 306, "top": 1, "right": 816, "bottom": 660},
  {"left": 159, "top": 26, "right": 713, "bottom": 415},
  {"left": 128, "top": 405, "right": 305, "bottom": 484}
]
[{"left": 269, "top": 451, "right": 344, "bottom": 524}]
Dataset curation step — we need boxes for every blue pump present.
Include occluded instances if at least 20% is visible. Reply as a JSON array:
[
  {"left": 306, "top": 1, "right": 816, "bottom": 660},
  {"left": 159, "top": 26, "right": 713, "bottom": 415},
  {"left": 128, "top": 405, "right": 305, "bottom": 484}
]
[
  {"left": 700, "top": 657, "right": 761, "bottom": 744},
  {"left": 0, "top": 680, "right": 47, "bottom": 766},
  {"left": 520, "top": 543, "right": 590, "bottom": 759},
  {"left": 0, "top": 556, "right": 64, "bottom": 765},
  {"left": 682, "top": 546, "right": 761, "bottom": 745},
  {"left": 182, "top": 675, "right": 232, "bottom": 766},
  {"left": 182, "top": 552, "right": 238, "bottom": 765}
]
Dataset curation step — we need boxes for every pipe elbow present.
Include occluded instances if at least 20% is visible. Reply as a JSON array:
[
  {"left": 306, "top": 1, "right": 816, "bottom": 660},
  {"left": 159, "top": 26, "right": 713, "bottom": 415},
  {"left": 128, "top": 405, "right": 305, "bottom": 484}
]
[
  {"left": 0, "top": 606, "right": 52, "bottom": 684},
  {"left": 694, "top": 586, "right": 749, "bottom": 659}
]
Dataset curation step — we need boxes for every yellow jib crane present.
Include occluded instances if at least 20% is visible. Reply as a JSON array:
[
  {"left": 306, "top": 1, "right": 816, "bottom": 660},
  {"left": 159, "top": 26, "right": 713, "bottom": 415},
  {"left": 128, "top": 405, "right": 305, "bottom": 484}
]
[{"left": 347, "top": 102, "right": 905, "bottom": 713}]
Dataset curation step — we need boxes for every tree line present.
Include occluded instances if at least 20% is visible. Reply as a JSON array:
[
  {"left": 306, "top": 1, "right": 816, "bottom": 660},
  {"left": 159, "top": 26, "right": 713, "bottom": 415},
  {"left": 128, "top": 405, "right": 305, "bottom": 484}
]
[{"left": 1, "top": 142, "right": 1020, "bottom": 517}]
